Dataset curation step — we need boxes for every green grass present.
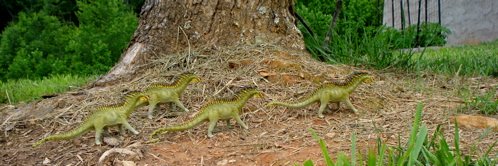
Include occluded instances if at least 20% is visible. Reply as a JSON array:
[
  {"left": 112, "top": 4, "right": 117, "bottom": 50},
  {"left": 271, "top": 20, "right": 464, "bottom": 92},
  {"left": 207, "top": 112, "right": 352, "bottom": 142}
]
[
  {"left": 410, "top": 40, "right": 498, "bottom": 77},
  {"left": 0, "top": 74, "right": 96, "bottom": 104},
  {"left": 461, "top": 87, "right": 498, "bottom": 115},
  {"left": 299, "top": 103, "right": 498, "bottom": 166}
]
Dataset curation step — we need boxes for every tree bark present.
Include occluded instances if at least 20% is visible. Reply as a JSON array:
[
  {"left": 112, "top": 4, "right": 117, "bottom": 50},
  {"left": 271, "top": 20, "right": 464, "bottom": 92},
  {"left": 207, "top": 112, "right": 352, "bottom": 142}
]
[{"left": 95, "top": 0, "right": 304, "bottom": 85}]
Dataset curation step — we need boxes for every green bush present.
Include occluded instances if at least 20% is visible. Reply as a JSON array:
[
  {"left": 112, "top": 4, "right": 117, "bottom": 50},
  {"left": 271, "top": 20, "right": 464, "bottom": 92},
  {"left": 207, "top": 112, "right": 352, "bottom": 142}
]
[
  {"left": 0, "top": 0, "right": 137, "bottom": 80},
  {"left": 385, "top": 23, "right": 450, "bottom": 49},
  {"left": 66, "top": 0, "right": 138, "bottom": 74},
  {"left": 295, "top": 0, "right": 451, "bottom": 73},
  {"left": 0, "top": 11, "right": 73, "bottom": 79}
]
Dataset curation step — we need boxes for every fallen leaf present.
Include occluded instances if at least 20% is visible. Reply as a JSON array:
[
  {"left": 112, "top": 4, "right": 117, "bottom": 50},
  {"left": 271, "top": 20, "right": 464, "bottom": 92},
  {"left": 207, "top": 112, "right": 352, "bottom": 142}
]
[{"left": 452, "top": 115, "right": 498, "bottom": 131}]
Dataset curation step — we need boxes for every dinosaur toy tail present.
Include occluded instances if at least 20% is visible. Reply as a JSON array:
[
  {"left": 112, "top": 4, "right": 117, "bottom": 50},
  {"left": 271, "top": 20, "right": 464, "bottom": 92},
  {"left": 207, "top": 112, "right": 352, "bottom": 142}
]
[
  {"left": 267, "top": 95, "right": 319, "bottom": 109},
  {"left": 32, "top": 122, "right": 93, "bottom": 147},
  {"left": 149, "top": 114, "right": 206, "bottom": 139}
]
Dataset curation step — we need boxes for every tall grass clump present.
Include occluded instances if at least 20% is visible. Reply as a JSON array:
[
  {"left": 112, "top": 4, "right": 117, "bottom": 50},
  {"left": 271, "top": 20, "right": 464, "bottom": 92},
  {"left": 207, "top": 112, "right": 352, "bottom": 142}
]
[
  {"left": 411, "top": 40, "right": 498, "bottom": 77},
  {"left": 460, "top": 87, "right": 498, "bottom": 115},
  {"left": 295, "top": 0, "right": 456, "bottom": 75},
  {"left": 298, "top": 103, "right": 498, "bottom": 165},
  {"left": 0, "top": 75, "right": 95, "bottom": 104}
]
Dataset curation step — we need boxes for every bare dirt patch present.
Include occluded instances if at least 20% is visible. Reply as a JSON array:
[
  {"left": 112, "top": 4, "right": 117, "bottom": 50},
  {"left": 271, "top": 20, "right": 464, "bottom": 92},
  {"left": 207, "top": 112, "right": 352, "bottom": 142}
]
[{"left": 1, "top": 45, "right": 497, "bottom": 165}]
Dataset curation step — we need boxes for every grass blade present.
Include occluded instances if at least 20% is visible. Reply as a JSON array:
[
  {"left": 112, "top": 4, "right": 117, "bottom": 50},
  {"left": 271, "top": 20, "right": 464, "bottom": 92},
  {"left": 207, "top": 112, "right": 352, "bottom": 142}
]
[
  {"left": 351, "top": 132, "right": 357, "bottom": 166},
  {"left": 309, "top": 128, "right": 335, "bottom": 166},
  {"left": 408, "top": 124, "right": 428, "bottom": 165},
  {"left": 398, "top": 102, "right": 424, "bottom": 165}
]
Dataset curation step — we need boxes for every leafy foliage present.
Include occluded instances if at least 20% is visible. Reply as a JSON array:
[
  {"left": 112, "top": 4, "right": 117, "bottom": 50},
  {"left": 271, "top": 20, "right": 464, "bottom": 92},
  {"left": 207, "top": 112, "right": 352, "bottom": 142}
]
[
  {"left": 0, "top": 11, "right": 73, "bottom": 79},
  {"left": 295, "top": 0, "right": 464, "bottom": 76},
  {"left": 0, "top": 0, "right": 138, "bottom": 80}
]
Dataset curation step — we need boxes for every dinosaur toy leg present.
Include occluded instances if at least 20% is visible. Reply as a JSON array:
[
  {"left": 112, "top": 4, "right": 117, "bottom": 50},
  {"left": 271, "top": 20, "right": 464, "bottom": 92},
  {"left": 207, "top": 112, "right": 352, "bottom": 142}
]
[
  {"left": 226, "top": 120, "right": 233, "bottom": 129},
  {"left": 233, "top": 114, "right": 249, "bottom": 129},
  {"left": 120, "top": 125, "right": 127, "bottom": 135},
  {"left": 344, "top": 98, "right": 359, "bottom": 114},
  {"left": 317, "top": 101, "right": 329, "bottom": 118},
  {"left": 173, "top": 99, "right": 190, "bottom": 112},
  {"left": 95, "top": 126, "right": 104, "bottom": 145},
  {"left": 207, "top": 119, "right": 219, "bottom": 138},
  {"left": 147, "top": 99, "right": 159, "bottom": 119},
  {"left": 121, "top": 121, "right": 139, "bottom": 134}
]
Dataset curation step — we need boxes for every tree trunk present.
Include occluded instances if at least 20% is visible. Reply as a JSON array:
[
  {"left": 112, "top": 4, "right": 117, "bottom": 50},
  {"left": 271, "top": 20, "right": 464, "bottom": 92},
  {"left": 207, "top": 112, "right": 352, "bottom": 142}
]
[{"left": 95, "top": 0, "right": 304, "bottom": 85}]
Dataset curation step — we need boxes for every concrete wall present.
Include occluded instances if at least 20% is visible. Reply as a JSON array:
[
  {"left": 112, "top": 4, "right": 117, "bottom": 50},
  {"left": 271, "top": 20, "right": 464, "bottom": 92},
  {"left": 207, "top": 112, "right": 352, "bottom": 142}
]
[{"left": 383, "top": 0, "right": 498, "bottom": 45}]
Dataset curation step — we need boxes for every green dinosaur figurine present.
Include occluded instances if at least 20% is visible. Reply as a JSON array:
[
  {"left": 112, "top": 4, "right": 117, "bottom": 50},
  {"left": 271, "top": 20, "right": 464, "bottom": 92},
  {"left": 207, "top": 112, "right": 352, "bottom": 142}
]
[
  {"left": 143, "top": 73, "right": 201, "bottom": 119},
  {"left": 33, "top": 92, "right": 149, "bottom": 147},
  {"left": 149, "top": 88, "right": 263, "bottom": 139},
  {"left": 267, "top": 71, "right": 374, "bottom": 118}
]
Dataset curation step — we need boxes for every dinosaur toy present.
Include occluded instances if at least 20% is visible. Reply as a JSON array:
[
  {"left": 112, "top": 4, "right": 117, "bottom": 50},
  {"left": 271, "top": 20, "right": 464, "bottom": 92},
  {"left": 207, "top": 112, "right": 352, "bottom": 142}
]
[
  {"left": 143, "top": 73, "right": 201, "bottom": 119},
  {"left": 33, "top": 92, "right": 149, "bottom": 147},
  {"left": 149, "top": 88, "right": 263, "bottom": 139},
  {"left": 267, "top": 71, "right": 374, "bottom": 118}
]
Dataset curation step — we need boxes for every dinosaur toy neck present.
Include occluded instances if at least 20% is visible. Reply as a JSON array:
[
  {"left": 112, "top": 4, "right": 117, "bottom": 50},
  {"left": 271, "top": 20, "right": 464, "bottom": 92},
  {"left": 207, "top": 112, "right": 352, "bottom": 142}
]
[
  {"left": 343, "top": 77, "right": 367, "bottom": 94},
  {"left": 123, "top": 95, "right": 143, "bottom": 117},
  {"left": 234, "top": 91, "right": 258, "bottom": 108},
  {"left": 174, "top": 77, "right": 196, "bottom": 93},
  {"left": 328, "top": 74, "right": 368, "bottom": 94}
]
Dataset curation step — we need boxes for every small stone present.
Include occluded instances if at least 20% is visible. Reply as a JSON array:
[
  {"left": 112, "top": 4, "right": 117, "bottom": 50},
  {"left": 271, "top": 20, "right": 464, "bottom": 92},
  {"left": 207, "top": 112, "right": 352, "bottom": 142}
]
[
  {"left": 43, "top": 158, "right": 51, "bottom": 165},
  {"left": 228, "top": 159, "right": 236, "bottom": 163},
  {"left": 103, "top": 137, "right": 120, "bottom": 146},
  {"left": 122, "top": 160, "right": 136, "bottom": 166},
  {"left": 216, "top": 159, "right": 228, "bottom": 166},
  {"left": 325, "top": 132, "right": 336, "bottom": 138}
]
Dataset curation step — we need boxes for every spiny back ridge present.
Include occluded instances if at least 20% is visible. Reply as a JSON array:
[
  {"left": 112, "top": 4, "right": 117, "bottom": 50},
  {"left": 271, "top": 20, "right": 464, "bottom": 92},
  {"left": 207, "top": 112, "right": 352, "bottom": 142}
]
[
  {"left": 197, "top": 88, "right": 259, "bottom": 111},
  {"left": 327, "top": 71, "right": 370, "bottom": 87},
  {"left": 96, "top": 91, "right": 144, "bottom": 111},
  {"left": 148, "top": 73, "right": 196, "bottom": 88}
]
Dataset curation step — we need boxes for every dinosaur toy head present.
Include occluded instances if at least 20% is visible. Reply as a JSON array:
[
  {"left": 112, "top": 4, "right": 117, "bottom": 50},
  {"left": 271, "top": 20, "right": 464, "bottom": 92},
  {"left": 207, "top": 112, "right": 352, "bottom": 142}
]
[
  {"left": 350, "top": 71, "right": 374, "bottom": 84},
  {"left": 254, "top": 91, "right": 264, "bottom": 98},
  {"left": 136, "top": 95, "right": 150, "bottom": 106},
  {"left": 182, "top": 73, "right": 201, "bottom": 83},
  {"left": 191, "top": 76, "right": 201, "bottom": 83},
  {"left": 239, "top": 88, "right": 264, "bottom": 98},
  {"left": 361, "top": 75, "right": 374, "bottom": 84},
  {"left": 124, "top": 91, "right": 149, "bottom": 107}
]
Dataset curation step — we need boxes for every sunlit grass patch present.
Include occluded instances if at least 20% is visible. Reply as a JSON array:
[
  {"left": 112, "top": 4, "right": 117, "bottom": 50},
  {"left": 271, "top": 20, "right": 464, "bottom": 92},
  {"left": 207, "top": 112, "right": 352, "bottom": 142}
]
[
  {"left": 411, "top": 41, "right": 498, "bottom": 77},
  {"left": 0, "top": 74, "right": 96, "bottom": 104}
]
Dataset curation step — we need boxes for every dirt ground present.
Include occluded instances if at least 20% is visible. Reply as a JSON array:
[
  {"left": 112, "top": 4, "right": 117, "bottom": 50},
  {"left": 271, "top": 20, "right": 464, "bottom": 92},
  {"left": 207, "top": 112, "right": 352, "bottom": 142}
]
[{"left": 1, "top": 45, "right": 497, "bottom": 165}]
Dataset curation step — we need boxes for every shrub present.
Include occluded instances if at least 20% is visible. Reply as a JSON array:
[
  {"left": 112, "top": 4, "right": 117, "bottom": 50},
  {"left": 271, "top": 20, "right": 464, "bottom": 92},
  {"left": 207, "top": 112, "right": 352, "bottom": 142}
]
[
  {"left": 66, "top": 0, "right": 138, "bottom": 74},
  {"left": 0, "top": 0, "right": 138, "bottom": 80},
  {"left": 295, "top": 0, "right": 451, "bottom": 73},
  {"left": 0, "top": 11, "right": 73, "bottom": 79}
]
